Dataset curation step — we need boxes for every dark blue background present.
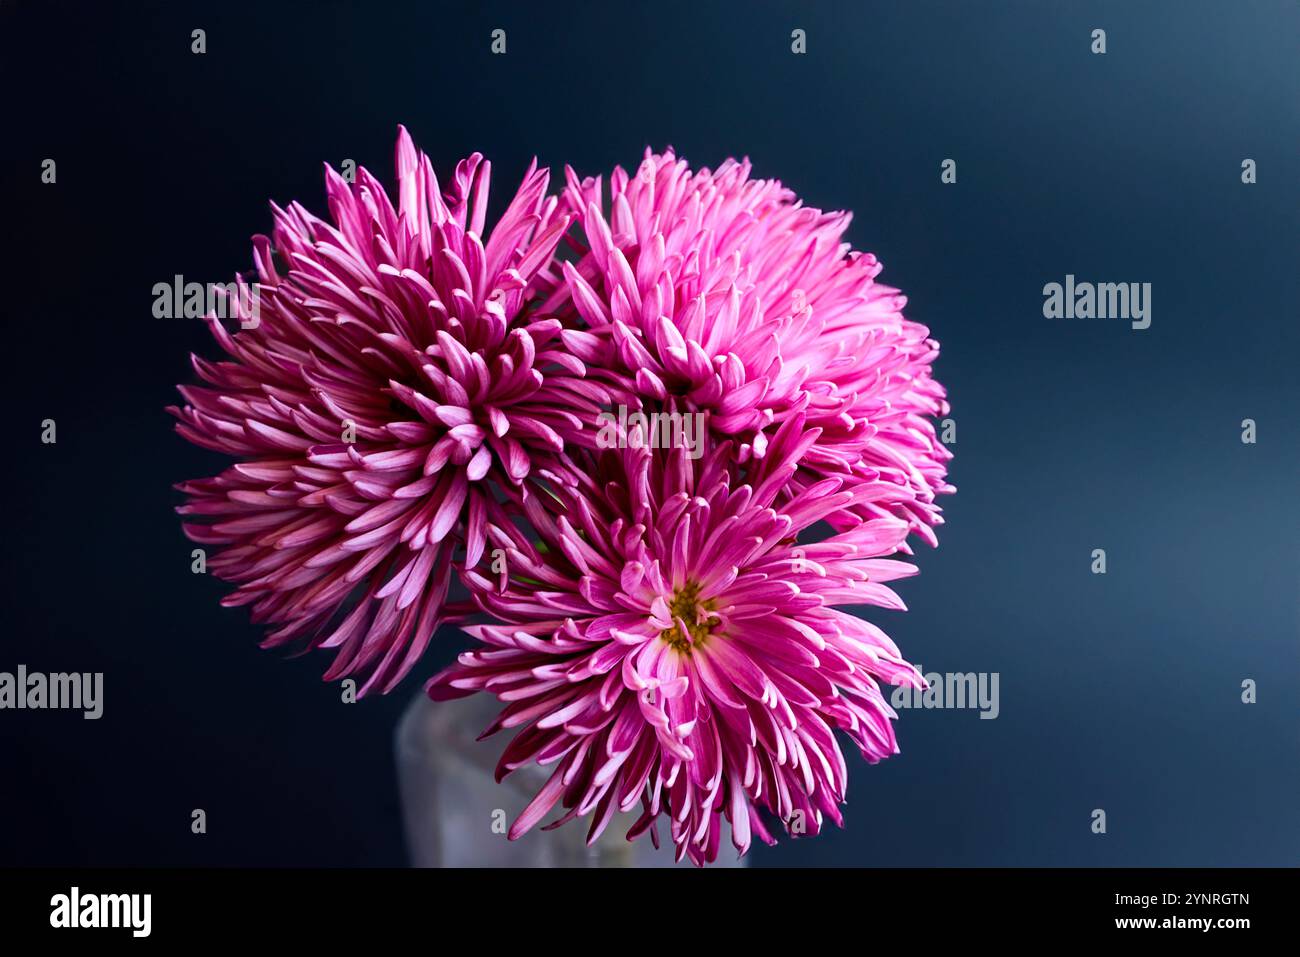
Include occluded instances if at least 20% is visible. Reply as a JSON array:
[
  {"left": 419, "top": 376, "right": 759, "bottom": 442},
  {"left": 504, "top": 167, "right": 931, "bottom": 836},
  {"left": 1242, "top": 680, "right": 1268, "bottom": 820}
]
[{"left": 2, "top": 0, "right": 1296, "bottom": 866}]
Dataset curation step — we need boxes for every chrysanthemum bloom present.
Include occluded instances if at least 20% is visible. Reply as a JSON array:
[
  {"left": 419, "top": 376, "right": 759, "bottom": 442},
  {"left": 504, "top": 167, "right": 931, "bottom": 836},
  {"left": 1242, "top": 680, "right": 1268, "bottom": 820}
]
[
  {"left": 170, "top": 128, "right": 606, "bottom": 695},
  {"left": 429, "top": 416, "right": 928, "bottom": 865},
  {"left": 543, "top": 149, "right": 953, "bottom": 545}
]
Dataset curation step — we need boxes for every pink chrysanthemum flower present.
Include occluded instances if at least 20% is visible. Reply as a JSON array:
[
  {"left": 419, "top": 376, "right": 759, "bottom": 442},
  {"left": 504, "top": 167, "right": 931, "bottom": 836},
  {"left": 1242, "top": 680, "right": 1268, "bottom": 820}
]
[
  {"left": 429, "top": 417, "right": 928, "bottom": 865},
  {"left": 543, "top": 149, "right": 953, "bottom": 545},
  {"left": 170, "top": 129, "right": 606, "bottom": 695}
]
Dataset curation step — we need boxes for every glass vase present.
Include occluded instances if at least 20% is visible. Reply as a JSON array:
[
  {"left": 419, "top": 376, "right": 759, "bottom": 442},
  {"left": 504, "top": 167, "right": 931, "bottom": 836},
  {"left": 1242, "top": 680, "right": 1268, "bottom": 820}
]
[{"left": 395, "top": 690, "right": 746, "bottom": 868}]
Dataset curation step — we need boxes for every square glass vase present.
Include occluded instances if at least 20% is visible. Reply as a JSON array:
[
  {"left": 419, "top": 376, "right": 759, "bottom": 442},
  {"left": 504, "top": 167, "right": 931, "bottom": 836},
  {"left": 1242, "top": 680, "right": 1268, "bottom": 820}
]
[{"left": 395, "top": 690, "right": 746, "bottom": 868}]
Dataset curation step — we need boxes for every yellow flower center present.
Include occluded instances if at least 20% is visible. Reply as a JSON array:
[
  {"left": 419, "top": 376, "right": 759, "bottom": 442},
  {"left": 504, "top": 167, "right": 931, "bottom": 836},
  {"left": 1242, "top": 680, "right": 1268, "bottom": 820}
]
[{"left": 658, "top": 581, "right": 720, "bottom": 653}]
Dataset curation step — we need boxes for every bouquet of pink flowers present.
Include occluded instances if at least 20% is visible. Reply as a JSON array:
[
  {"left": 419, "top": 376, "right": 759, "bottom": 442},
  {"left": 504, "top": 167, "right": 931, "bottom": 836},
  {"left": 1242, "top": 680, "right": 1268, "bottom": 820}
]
[{"left": 171, "top": 128, "right": 953, "bottom": 865}]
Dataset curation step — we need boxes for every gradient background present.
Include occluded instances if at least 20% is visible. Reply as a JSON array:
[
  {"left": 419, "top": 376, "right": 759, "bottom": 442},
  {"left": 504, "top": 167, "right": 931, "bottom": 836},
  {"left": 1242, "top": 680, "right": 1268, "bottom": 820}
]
[{"left": 2, "top": 0, "right": 1296, "bottom": 867}]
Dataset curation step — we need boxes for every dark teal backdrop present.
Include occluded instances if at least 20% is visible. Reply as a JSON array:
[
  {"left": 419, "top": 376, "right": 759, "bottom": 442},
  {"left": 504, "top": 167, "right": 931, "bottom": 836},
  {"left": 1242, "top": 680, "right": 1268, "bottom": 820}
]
[{"left": 2, "top": 0, "right": 1296, "bottom": 866}]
